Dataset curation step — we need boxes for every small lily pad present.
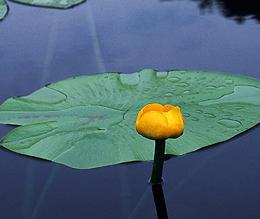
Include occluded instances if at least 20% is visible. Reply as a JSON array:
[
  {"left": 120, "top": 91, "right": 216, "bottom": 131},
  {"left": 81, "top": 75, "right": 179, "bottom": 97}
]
[
  {"left": 0, "top": 69, "right": 259, "bottom": 169},
  {"left": 12, "top": 0, "right": 85, "bottom": 9},
  {"left": 0, "top": 0, "right": 8, "bottom": 20}
]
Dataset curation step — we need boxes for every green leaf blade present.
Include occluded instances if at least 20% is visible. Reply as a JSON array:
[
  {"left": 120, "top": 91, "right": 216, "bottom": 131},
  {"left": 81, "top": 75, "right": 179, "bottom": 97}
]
[{"left": 0, "top": 69, "right": 259, "bottom": 169}]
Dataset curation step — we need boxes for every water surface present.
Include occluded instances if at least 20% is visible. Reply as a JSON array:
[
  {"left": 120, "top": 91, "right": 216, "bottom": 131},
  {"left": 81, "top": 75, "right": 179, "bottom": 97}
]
[{"left": 0, "top": 0, "right": 259, "bottom": 218}]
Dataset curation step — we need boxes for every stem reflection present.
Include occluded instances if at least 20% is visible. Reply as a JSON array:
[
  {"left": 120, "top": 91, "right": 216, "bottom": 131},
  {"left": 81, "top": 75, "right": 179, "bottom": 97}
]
[{"left": 152, "top": 183, "right": 169, "bottom": 219}]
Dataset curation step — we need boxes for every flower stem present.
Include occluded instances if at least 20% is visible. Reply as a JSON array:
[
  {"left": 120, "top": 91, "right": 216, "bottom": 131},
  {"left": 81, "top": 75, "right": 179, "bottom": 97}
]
[{"left": 151, "top": 139, "right": 166, "bottom": 184}]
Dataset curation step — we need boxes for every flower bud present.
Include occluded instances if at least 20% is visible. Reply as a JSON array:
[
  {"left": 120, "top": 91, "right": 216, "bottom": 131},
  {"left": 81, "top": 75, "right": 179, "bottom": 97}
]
[{"left": 136, "top": 103, "right": 184, "bottom": 140}]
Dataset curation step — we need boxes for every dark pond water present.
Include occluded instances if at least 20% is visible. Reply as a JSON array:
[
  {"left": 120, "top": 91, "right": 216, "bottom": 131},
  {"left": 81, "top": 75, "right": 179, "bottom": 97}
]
[{"left": 0, "top": 0, "right": 260, "bottom": 218}]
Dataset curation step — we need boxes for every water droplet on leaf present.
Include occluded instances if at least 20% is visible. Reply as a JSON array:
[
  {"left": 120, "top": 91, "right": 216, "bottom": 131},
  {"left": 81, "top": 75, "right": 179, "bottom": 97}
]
[
  {"left": 206, "top": 85, "right": 217, "bottom": 89},
  {"left": 203, "top": 113, "right": 216, "bottom": 118},
  {"left": 165, "top": 93, "right": 173, "bottom": 97},
  {"left": 183, "top": 112, "right": 190, "bottom": 117},
  {"left": 156, "top": 72, "right": 168, "bottom": 78},
  {"left": 119, "top": 73, "right": 139, "bottom": 86},
  {"left": 225, "top": 79, "right": 233, "bottom": 84},
  {"left": 177, "top": 82, "right": 189, "bottom": 87},
  {"left": 191, "top": 117, "right": 199, "bottom": 121},
  {"left": 183, "top": 90, "right": 191, "bottom": 94},
  {"left": 167, "top": 76, "right": 181, "bottom": 82},
  {"left": 218, "top": 119, "right": 242, "bottom": 128},
  {"left": 196, "top": 109, "right": 203, "bottom": 113}
]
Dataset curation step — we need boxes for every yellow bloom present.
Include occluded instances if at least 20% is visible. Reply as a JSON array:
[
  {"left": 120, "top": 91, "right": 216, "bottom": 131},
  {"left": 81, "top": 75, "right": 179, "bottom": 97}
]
[{"left": 136, "top": 103, "right": 184, "bottom": 140}]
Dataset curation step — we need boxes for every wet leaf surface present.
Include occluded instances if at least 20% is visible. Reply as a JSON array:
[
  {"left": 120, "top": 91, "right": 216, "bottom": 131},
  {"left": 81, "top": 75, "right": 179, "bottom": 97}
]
[{"left": 0, "top": 69, "right": 259, "bottom": 169}]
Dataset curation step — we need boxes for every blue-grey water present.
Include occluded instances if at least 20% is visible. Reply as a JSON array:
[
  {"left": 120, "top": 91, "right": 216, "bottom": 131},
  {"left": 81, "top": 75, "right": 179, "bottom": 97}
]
[{"left": 0, "top": 0, "right": 260, "bottom": 218}]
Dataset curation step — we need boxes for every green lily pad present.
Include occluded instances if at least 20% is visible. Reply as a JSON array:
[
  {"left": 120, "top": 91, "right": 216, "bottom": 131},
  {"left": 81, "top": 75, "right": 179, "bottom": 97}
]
[
  {"left": 12, "top": 0, "right": 85, "bottom": 9},
  {"left": 0, "top": 0, "right": 8, "bottom": 20},
  {"left": 0, "top": 69, "right": 259, "bottom": 169}
]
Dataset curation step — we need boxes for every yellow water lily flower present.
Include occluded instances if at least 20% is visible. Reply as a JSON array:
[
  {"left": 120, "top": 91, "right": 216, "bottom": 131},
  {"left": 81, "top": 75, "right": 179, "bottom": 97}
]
[{"left": 136, "top": 103, "right": 184, "bottom": 140}]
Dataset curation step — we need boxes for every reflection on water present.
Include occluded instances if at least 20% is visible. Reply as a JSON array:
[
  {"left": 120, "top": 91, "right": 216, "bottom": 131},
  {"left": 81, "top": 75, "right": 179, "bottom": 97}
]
[
  {"left": 196, "top": 0, "right": 260, "bottom": 23},
  {"left": 152, "top": 184, "right": 169, "bottom": 219},
  {"left": 161, "top": 0, "right": 260, "bottom": 23}
]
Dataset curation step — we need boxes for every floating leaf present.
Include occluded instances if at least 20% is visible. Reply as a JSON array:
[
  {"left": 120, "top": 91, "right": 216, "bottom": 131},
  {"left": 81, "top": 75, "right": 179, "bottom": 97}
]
[
  {"left": 0, "top": 69, "right": 259, "bottom": 169},
  {"left": 0, "top": 0, "right": 8, "bottom": 20},
  {"left": 12, "top": 0, "right": 85, "bottom": 9}
]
